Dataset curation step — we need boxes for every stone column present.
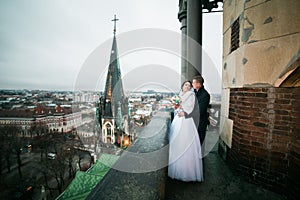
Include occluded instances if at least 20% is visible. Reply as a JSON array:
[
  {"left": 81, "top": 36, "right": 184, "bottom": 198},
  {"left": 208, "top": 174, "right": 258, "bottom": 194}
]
[
  {"left": 178, "top": 0, "right": 187, "bottom": 83},
  {"left": 187, "top": 0, "right": 202, "bottom": 79}
]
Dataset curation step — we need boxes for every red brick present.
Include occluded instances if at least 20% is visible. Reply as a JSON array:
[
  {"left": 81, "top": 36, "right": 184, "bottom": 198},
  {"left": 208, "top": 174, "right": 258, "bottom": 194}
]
[
  {"left": 254, "top": 137, "right": 267, "bottom": 143},
  {"left": 272, "top": 143, "right": 288, "bottom": 151},
  {"left": 245, "top": 88, "right": 264, "bottom": 93},
  {"left": 290, "top": 140, "right": 300, "bottom": 149},
  {"left": 244, "top": 92, "right": 255, "bottom": 97},
  {"left": 272, "top": 129, "right": 290, "bottom": 136},
  {"left": 281, "top": 115, "right": 292, "bottom": 121},
  {"left": 291, "top": 99, "right": 300, "bottom": 107},
  {"left": 274, "top": 110, "right": 290, "bottom": 115},
  {"left": 241, "top": 102, "right": 253, "bottom": 107},
  {"left": 251, "top": 141, "right": 265, "bottom": 148},
  {"left": 253, "top": 103, "right": 268, "bottom": 109},
  {"left": 253, "top": 147, "right": 267, "bottom": 155},
  {"left": 250, "top": 126, "right": 268, "bottom": 133},
  {"left": 273, "top": 120, "right": 291, "bottom": 127},
  {"left": 248, "top": 107, "right": 263, "bottom": 113},
  {"left": 270, "top": 151, "right": 287, "bottom": 159},
  {"left": 253, "top": 121, "right": 267, "bottom": 128},
  {"left": 229, "top": 86, "right": 299, "bottom": 196},
  {"left": 240, "top": 148, "right": 251, "bottom": 155},
  {"left": 237, "top": 114, "right": 251, "bottom": 120},
  {"left": 254, "top": 117, "right": 269, "bottom": 124},
  {"left": 282, "top": 94, "right": 293, "bottom": 99},
  {"left": 240, "top": 134, "right": 252, "bottom": 141},
  {"left": 273, "top": 104, "right": 292, "bottom": 111},
  {"left": 255, "top": 93, "right": 268, "bottom": 98},
  {"left": 239, "top": 109, "right": 254, "bottom": 116},
  {"left": 244, "top": 97, "right": 268, "bottom": 103},
  {"left": 274, "top": 134, "right": 290, "bottom": 140},
  {"left": 273, "top": 124, "right": 290, "bottom": 131},
  {"left": 251, "top": 131, "right": 267, "bottom": 138},
  {"left": 290, "top": 112, "right": 300, "bottom": 118},
  {"left": 272, "top": 146, "right": 289, "bottom": 153}
]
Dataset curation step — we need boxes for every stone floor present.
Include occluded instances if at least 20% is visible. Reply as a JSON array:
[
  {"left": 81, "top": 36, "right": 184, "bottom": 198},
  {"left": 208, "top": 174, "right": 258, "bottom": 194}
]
[{"left": 165, "top": 139, "right": 286, "bottom": 200}]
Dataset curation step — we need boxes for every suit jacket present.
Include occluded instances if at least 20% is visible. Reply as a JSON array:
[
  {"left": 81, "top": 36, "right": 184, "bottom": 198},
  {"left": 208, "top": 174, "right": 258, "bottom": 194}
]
[{"left": 194, "top": 86, "right": 210, "bottom": 132}]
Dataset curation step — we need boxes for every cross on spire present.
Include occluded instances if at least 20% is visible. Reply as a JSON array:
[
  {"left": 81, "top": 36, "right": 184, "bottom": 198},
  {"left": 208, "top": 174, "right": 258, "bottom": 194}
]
[{"left": 111, "top": 14, "right": 119, "bottom": 35}]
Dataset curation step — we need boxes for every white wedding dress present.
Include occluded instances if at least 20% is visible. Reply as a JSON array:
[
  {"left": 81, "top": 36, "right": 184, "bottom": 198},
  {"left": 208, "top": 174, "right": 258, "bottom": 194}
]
[{"left": 168, "top": 91, "right": 203, "bottom": 182}]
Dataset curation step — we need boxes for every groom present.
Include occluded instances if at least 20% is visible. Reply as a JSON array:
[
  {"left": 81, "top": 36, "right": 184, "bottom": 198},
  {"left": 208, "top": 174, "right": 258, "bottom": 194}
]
[
  {"left": 192, "top": 75, "right": 210, "bottom": 145},
  {"left": 178, "top": 75, "right": 210, "bottom": 145}
]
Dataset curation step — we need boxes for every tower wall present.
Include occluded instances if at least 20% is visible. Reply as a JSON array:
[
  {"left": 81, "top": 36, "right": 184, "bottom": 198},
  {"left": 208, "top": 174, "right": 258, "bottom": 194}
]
[{"left": 220, "top": 0, "right": 300, "bottom": 198}]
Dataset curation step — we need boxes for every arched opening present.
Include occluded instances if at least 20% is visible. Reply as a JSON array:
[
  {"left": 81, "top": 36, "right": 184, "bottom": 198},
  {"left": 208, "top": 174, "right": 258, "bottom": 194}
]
[
  {"left": 275, "top": 57, "right": 300, "bottom": 87},
  {"left": 106, "top": 137, "right": 111, "bottom": 144},
  {"left": 106, "top": 124, "right": 112, "bottom": 143},
  {"left": 102, "top": 121, "right": 114, "bottom": 144},
  {"left": 280, "top": 66, "right": 300, "bottom": 87}
]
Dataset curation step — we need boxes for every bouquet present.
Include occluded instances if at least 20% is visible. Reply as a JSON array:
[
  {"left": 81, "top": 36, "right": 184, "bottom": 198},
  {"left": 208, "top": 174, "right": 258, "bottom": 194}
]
[{"left": 171, "top": 95, "right": 182, "bottom": 110}]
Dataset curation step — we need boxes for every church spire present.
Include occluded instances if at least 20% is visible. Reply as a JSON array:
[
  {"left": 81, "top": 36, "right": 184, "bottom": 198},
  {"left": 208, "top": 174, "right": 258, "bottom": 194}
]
[
  {"left": 97, "top": 15, "right": 129, "bottom": 145},
  {"left": 111, "top": 14, "right": 119, "bottom": 36},
  {"left": 102, "top": 15, "right": 126, "bottom": 123}
]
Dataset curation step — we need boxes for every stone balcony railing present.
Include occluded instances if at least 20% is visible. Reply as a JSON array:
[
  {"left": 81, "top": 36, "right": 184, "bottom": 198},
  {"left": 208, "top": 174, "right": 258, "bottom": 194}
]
[{"left": 87, "top": 111, "right": 171, "bottom": 200}]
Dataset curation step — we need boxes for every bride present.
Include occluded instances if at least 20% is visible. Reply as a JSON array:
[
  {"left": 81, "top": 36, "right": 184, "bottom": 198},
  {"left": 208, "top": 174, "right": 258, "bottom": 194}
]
[{"left": 168, "top": 80, "right": 203, "bottom": 182}]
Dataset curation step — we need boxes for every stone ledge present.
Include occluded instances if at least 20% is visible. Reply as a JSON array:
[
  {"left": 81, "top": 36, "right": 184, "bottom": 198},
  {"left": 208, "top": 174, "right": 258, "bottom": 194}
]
[{"left": 87, "top": 111, "right": 171, "bottom": 200}]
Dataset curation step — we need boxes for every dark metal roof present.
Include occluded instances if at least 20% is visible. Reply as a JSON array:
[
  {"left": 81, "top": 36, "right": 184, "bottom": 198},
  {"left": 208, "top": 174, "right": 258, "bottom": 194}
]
[{"left": 101, "top": 33, "right": 127, "bottom": 127}]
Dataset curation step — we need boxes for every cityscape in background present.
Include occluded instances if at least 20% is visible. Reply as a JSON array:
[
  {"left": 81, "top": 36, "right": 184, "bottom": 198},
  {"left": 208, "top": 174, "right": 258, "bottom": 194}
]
[
  {"left": 0, "top": 88, "right": 221, "bottom": 199},
  {"left": 0, "top": 2, "right": 222, "bottom": 199},
  {"left": 0, "top": 89, "right": 221, "bottom": 140},
  {"left": 1, "top": 0, "right": 299, "bottom": 199}
]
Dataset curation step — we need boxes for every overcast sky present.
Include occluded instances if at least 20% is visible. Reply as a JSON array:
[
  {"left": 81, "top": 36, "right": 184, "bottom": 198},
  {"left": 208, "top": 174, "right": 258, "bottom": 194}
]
[{"left": 0, "top": 0, "right": 222, "bottom": 94}]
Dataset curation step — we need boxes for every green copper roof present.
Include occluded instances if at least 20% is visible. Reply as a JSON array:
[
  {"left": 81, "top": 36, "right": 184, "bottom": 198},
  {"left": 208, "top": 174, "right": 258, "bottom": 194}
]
[{"left": 56, "top": 154, "right": 119, "bottom": 200}]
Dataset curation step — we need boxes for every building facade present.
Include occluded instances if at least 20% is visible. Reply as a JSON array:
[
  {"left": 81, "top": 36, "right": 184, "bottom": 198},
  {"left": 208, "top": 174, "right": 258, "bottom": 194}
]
[
  {"left": 220, "top": 0, "right": 300, "bottom": 199},
  {"left": 0, "top": 104, "right": 82, "bottom": 136}
]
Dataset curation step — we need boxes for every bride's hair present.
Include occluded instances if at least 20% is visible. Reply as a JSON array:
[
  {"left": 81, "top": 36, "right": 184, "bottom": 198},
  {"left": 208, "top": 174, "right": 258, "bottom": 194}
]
[{"left": 181, "top": 80, "right": 192, "bottom": 90}]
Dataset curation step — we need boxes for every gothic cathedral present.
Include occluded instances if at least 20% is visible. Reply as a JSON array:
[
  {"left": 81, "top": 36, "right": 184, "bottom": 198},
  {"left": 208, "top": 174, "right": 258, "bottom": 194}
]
[{"left": 97, "top": 15, "right": 129, "bottom": 146}]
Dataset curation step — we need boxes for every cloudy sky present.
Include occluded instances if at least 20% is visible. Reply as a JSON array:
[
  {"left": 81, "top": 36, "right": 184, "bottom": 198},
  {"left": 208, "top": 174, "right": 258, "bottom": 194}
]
[{"left": 0, "top": 0, "right": 222, "bottom": 93}]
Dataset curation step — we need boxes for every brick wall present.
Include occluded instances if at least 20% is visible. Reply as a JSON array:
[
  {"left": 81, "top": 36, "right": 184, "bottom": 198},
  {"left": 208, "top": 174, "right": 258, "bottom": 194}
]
[{"left": 227, "top": 87, "right": 300, "bottom": 199}]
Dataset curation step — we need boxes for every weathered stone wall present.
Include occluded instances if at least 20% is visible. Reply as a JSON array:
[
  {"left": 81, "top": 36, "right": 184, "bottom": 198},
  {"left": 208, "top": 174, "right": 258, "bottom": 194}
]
[
  {"left": 223, "top": 0, "right": 300, "bottom": 88},
  {"left": 221, "top": 0, "right": 300, "bottom": 149},
  {"left": 87, "top": 111, "right": 170, "bottom": 200},
  {"left": 227, "top": 87, "right": 300, "bottom": 199}
]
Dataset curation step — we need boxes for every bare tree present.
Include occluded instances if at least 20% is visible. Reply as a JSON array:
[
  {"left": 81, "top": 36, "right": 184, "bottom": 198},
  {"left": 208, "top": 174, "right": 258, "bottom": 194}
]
[
  {"left": 9, "top": 125, "right": 23, "bottom": 178},
  {"left": 0, "top": 125, "right": 23, "bottom": 177},
  {"left": 0, "top": 126, "right": 13, "bottom": 174}
]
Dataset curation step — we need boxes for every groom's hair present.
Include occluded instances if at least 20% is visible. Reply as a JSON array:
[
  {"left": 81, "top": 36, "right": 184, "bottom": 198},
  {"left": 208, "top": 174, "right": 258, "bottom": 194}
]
[{"left": 193, "top": 75, "right": 204, "bottom": 84}]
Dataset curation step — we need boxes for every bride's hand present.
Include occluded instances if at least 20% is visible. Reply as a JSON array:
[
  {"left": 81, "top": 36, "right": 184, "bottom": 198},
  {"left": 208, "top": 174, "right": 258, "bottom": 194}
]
[{"left": 178, "top": 111, "right": 184, "bottom": 117}]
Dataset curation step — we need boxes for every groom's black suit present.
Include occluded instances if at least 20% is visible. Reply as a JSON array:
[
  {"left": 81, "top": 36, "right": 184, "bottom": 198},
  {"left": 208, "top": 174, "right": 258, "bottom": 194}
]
[
  {"left": 183, "top": 86, "right": 210, "bottom": 145},
  {"left": 194, "top": 86, "right": 210, "bottom": 145}
]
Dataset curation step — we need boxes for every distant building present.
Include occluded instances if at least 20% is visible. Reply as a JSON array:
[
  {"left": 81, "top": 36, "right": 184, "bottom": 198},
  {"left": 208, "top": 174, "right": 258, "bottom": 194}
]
[{"left": 0, "top": 103, "right": 82, "bottom": 135}]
